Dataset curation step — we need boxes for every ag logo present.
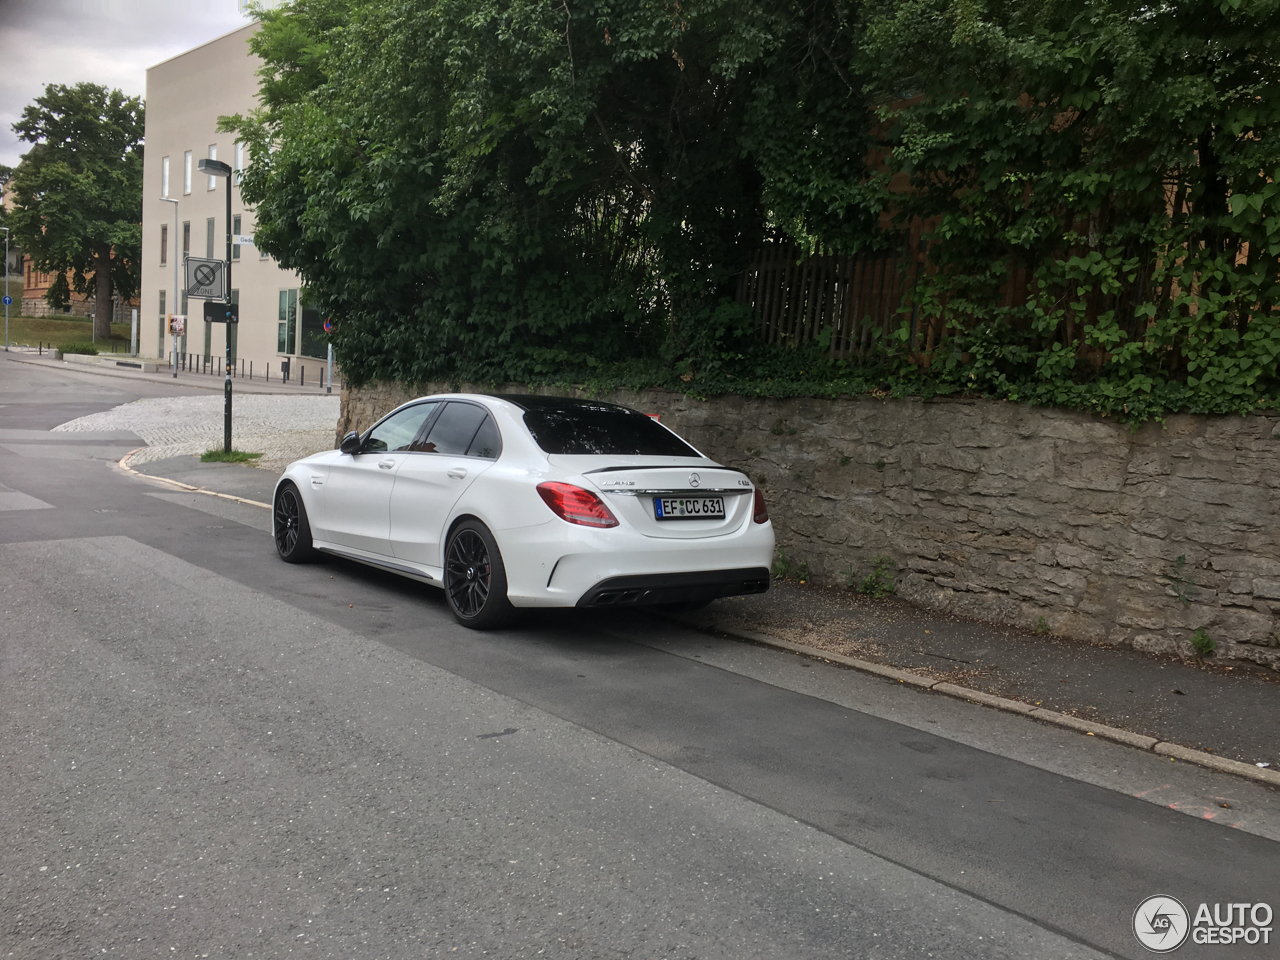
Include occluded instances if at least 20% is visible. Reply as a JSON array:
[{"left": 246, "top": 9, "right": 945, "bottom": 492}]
[{"left": 1134, "top": 895, "right": 1190, "bottom": 953}]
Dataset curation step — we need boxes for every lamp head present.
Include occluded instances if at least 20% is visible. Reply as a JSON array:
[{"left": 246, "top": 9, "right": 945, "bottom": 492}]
[{"left": 198, "top": 159, "right": 232, "bottom": 178}]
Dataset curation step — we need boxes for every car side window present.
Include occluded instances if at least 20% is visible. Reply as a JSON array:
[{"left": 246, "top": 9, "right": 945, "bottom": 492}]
[
  {"left": 362, "top": 403, "right": 438, "bottom": 454},
  {"left": 418, "top": 402, "right": 489, "bottom": 456},
  {"left": 466, "top": 415, "right": 502, "bottom": 460}
]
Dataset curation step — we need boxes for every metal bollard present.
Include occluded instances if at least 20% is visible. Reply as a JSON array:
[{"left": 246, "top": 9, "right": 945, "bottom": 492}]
[{"left": 301, "top": 364, "right": 305, "bottom": 387}]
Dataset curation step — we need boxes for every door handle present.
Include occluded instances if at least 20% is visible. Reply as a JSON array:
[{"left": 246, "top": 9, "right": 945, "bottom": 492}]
[
  {"left": 378, "top": 459, "right": 396, "bottom": 470},
  {"left": 447, "top": 466, "right": 468, "bottom": 480}
]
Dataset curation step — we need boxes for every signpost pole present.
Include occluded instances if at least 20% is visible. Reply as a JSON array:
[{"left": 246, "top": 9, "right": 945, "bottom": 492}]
[
  {"left": 327, "top": 341, "right": 333, "bottom": 395},
  {"left": 223, "top": 168, "right": 233, "bottom": 455},
  {"left": 161, "top": 197, "right": 179, "bottom": 376},
  {"left": 199, "top": 156, "right": 235, "bottom": 455}
]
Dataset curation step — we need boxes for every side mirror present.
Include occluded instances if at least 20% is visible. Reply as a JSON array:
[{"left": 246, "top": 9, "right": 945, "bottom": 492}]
[{"left": 339, "top": 430, "right": 362, "bottom": 455}]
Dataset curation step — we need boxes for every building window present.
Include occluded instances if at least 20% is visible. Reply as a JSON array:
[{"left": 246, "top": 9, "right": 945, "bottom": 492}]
[
  {"left": 160, "top": 224, "right": 168, "bottom": 265},
  {"left": 232, "top": 215, "right": 241, "bottom": 260},
  {"left": 234, "top": 141, "right": 245, "bottom": 184},
  {"left": 207, "top": 144, "right": 218, "bottom": 191},
  {"left": 206, "top": 218, "right": 216, "bottom": 258},
  {"left": 161, "top": 156, "right": 170, "bottom": 198},
  {"left": 182, "top": 221, "right": 190, "bottom": 257},
  {"left": 278, "top": 289, "right": 298, "bottom": 355},
  {"left": 158, "top": 290, "right": 166, "bottom": 358},
  {"left": 183, "top": 150, "right": 192, "bottom": 194}
]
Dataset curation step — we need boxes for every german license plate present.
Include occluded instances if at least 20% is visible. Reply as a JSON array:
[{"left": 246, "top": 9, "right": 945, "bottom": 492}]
[{"left": 653, "top": 496, "right": 726, "bottom": 520}]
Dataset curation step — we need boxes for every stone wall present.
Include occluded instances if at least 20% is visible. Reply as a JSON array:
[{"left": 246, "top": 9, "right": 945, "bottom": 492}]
[{"left": 340, "top": 381, "right": 1280, "bottom": 670}]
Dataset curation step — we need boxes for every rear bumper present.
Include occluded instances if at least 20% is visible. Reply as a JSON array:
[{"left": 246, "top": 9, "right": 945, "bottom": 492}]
[{"left": 576, "top": 567, "right": 770, "bottom": 608}]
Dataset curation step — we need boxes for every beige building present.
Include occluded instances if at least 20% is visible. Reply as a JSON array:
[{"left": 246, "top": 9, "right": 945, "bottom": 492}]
[{"left": 141, "top": 23, "right": 325, "bottom": 374}]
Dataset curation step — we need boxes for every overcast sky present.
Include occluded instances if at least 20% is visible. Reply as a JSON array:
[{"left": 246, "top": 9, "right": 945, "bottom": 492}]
[{"left": 0, "top": 0, "right": 253, "bottom": 168}]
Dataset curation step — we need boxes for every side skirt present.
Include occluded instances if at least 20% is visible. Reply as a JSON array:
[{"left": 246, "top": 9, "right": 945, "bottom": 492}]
[{"left": 313, "top": 540, "right": 443, "bottom": 588}]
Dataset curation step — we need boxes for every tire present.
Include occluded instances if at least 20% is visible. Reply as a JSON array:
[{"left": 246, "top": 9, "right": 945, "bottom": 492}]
[
  {"left": 273, "top": 482, "right": 316, "bottom": 563},
  {"left": 444, "top": 520, "right": 516, "bottom": 629}
]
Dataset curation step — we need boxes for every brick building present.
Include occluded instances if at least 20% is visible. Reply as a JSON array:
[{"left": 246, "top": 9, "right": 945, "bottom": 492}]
[{"left": 19, "top": 255, "right": 137, "bottom": 322}]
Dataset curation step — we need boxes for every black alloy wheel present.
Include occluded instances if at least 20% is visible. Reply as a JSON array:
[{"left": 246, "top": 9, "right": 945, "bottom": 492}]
[
  {"left": 273, "top": 483, "right": 316, "bottom": 563},
  {"left": 444, "top": 520, "right": 515, "bottom": 629}
]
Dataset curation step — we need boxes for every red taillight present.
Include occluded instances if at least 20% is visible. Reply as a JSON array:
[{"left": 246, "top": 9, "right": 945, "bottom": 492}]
[
  {"left": 537, "top": 482, "right": 619, "bottom": 528},
  {"left": 752, "top": 487, "right": 769, "bottom": 524}
]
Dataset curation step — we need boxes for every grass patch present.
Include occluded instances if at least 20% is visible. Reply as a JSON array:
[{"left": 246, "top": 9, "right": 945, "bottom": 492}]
[
  {"left": 2, "top": 313, "right": 133, "bottom": 350},
  {"left": 1191, "top": 627, "right": 1217, "bottom": 658},
  {"left": 200, "top": 449, "right": 265, "bottom": 464}
]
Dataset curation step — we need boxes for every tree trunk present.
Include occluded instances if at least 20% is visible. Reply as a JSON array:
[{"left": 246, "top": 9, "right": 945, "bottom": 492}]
[{"left": 93, "top": 246, "right": 112, "bottom": 341}]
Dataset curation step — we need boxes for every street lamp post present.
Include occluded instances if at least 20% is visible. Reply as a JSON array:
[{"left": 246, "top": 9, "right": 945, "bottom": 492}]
[
  {"left": 198, "top": 158, "right": 234, "bottom": 454},
  {"left": 159, "top": 197, "right": 179, "bottom": 377},
  {"left": 2, "top": 226, "right": 10, "bottom": 352}
]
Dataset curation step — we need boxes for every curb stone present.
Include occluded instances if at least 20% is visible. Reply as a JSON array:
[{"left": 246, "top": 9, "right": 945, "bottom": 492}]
[
  {"left": 669, "top": 613, "right": 1280, "bottom": 790},
  {"left": 1153, "top": 742, "right": 1280, "bottom": 783},
  {"left": 116, "top": 448, "right": 272, "bottom": 509}
]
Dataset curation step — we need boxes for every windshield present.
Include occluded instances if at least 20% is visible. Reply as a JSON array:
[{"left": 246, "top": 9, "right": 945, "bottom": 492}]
[{"left": 522, "top": 405, "right": 700, "bottom": 457}]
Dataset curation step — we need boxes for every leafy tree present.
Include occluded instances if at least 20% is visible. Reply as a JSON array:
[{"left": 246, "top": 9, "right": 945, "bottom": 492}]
[
  {"left": 227, "top": 0, "right": 873, "bottom": 385},
  {"left": 8, "top": 83, "right": 144, "bottom": 338}
]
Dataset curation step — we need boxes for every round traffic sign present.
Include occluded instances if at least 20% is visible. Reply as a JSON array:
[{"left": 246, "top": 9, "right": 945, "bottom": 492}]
[
  {"left": 194, "top": 264, "right": 218, "bottom": 287},
  {"left": 2, "top": 296, "right": 11, "bottom": 306},
  {"left": 323, "top": 317, "right": 334, "bottom": 333}
]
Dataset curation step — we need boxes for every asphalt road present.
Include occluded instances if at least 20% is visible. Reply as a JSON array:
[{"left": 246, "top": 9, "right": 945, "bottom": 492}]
[{"left": 1, "top": 354, "right": 1277, "bottom": 960}]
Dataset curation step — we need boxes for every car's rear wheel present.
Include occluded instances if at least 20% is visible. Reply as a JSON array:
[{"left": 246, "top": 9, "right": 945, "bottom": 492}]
[
  {"left": 444, "top": 520, "right": 515, "bottom": 629},
  {"left": 273, "top": 482, "right": 316, "bottom": 563}
]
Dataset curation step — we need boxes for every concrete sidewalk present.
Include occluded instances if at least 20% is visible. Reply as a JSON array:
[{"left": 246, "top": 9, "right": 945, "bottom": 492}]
[
  {"left": 122, "top": 450, "right": 1280, "bottom": 788},
  {"left": 58, "top": 392, "right": 339, "bottom": 475},
  {"left": 7, "top": 349, "right": 341, "bottom": 398}
]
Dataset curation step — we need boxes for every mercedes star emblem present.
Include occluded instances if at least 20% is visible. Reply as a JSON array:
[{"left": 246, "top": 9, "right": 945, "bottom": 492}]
[{"left": 689, "top": 472, "right": 700, "bottom": 487}]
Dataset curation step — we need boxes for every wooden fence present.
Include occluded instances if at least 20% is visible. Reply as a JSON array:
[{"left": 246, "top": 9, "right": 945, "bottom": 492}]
[{"left": 735, "top": 243, "right": 921, "bottom": 360}]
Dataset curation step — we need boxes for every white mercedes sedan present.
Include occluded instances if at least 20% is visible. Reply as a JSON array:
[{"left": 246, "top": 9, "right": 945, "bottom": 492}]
[{"left": 273, "top": 394, "right": 774, "bottom": 628}]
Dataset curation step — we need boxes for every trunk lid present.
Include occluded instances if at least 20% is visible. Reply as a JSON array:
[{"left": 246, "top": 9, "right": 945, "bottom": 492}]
[{"left": 550, "top": 456, "right": 755, "bottom": 540}]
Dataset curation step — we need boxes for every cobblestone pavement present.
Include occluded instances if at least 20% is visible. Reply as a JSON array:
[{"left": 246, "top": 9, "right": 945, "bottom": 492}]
[{"left": 53, "top": 393, "right": 341, "bottom": 473}]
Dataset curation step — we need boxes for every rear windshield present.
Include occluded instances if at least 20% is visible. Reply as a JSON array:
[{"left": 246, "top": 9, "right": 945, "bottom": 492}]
[{"left": 522, "top": 405, "right": 700, "bottom": 457}]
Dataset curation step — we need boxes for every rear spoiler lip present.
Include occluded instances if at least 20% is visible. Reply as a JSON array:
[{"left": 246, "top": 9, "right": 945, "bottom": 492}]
[{"left": 582, "top": 463, "right": 746, "bottom": 477}]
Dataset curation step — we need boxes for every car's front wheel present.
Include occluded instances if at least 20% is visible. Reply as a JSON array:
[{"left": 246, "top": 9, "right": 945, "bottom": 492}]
[
  {"left": 273, "top": 482, "right": 316, "bottom": 563},
  {"left": 444, "top": 520, "right": 515, "bottom": 629}
]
